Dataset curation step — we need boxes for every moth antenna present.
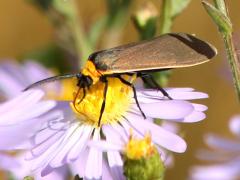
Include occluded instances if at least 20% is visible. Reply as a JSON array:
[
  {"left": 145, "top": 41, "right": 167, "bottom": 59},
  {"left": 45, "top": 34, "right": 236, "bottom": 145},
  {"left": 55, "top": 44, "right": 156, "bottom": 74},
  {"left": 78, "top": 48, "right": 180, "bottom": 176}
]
[{"left": 23, "top": 73, "right": 79, "bottom": 91}]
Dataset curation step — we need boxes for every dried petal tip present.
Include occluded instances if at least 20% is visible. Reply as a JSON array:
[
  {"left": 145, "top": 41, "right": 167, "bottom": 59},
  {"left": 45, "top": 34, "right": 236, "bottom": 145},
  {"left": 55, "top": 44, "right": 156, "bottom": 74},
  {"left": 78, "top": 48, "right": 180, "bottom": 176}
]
[{"left": 124, "top": 133, "right": 165, "bottom": 180}]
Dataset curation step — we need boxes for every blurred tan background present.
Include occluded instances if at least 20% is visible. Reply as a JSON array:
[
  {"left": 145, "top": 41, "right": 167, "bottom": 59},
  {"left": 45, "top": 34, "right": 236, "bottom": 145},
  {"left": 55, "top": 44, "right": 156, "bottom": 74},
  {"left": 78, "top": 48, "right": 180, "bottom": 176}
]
[{"left": 0, "top": 0, "right": 239, "bottom": 180}]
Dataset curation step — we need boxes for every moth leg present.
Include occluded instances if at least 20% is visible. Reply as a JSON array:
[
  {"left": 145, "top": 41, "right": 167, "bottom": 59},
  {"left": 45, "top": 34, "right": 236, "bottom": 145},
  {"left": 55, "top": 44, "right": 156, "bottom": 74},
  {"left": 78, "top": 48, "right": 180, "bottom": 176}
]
[
  {"left": 73, "top": 87, "right": 83, "bottom": 113},
  {"left": 117, "top": 76, "right": 146, "bottom": 119},
  {"left": 73, "top": 88, "right": 86, "bottom": 114},
  {"left": 98, "top": 77, "right": 108, "bottom": 127},
  {"left": 139, "top": 73, "right": 172, "bottom": 100},
  {"left": 77, "top": 88, "right": 86, "bottom": 104}
]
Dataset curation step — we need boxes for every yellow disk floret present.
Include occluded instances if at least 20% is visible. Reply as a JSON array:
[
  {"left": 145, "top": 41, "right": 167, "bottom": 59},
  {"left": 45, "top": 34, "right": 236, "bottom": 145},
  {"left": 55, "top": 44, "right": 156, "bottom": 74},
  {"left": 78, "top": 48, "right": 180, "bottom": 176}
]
[
  {"left": 125, "top": 132, "right": 156, "bottom": 160},
  {"left": 70, "top": 77, "right": 133, "bottom": 127}
]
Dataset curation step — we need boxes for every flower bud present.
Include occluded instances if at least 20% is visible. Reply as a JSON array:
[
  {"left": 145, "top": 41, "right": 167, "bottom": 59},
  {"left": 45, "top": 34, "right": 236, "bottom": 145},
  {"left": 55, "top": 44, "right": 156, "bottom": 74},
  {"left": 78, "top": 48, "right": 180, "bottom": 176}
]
[{"left": 124, "top": 133, "right": 165, "bottom": 180}]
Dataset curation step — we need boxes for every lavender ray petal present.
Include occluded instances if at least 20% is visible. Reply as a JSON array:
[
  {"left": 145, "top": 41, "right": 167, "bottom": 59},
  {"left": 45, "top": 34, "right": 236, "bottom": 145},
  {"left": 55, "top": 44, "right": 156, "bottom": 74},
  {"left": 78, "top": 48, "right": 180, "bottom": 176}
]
[
  {"left": 130, "top": 100, "right": 194, "bottom": 120},
  {"left": 85, "top": 129, "right": 102, "bottom": 179},
  {"left": 229, "top": 115, "right": 240, "bottom": 138},
  {"left": 67, "top": 125, "right": 93, "bottom": 161},
  {"left": 205, "top": 134, "right": 240, "bottom": 152},
  {"left": 107, "top": 151, "right": 125, "bottom": 180},
  {"left": 126, "top": 113, "right": 187, "bottom": 153}
]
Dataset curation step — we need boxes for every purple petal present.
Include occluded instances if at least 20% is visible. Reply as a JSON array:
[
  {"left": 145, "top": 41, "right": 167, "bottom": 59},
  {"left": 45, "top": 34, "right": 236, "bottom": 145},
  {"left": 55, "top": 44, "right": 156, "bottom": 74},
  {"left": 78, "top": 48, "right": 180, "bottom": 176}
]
[
  {"left": 67, "top": 125, "right": 93, "bottom": 161},
  {"left": 196, "top": 149, "right": 235, "bottom": 162},
  {"left": 190, "top": 163, "right": 240, "bottom": 180},
  {"left": 180, "top": 111, "right": 206, "bottom": 123},
  {"left": 69, "top": 149, "right": 89, "bottom": 178},
  {"left": 31, "top": 111, "right": 65, "bottom": 146},
  {"left": 9, "top": 153, "right": 68, "bottom": 180},
  {"left": 0, "top": 153, "right": 20, "bottom": 170},
  {"left": 137, "top": 88, "right": 208, "bottom": 101},
  {"left": 0, "top": 61, "right": 28, "bottom": 85},
  {"left": 103, "top": 124, "right": 128, "bottom": 143},
  {"left": 229, "top": 115, "right": 240, "bottom": 137},
  {"left": 22, "top": 61, "right": 53, "bottom": 84},
  {"left": 130, "top": 100, "right": 194, "bottom": 120},
  {"left": 35, "top": 166, "right": 68, "bottom": 180},
  {"left": 205, "top": 134, "right": 240, "bottom": 152},
  {"left": 167, "top": 89, "right": 208, "bottom": 100},
  {"left": 49, "top": 124, "right": 88, "bottom": 167},
  {"left": 0, "top": 100, "right": 56, "bottom": 125},
  {"left": 102, "top": 159, "right": 114, "bottom": 180},
  {"left": 0, "top": 118, "right": 43, "bottom": 150},
  {"left": 85, "top": 129, "right": 102, "bottom": 179},
  {"left": 88, "top": 140, "right": 124, "bottom": 152},
  {"left": 0, "top": 61, "right": 54, "bottom": 99},
  {"left": 126, "top": 113, "right": 187, "bottom": 153},
  {"left": 107, "top": 151, "right": 124, "bottom": 180},
  {"left": 27, "top": 125, "right": 82, "bottom": 172},
  {"left": 160, "top": 121, "right": 179, "bottom": 133},
  {"left": 164, "top": 88, "right": 195, "bottom": 92},
  {"left": 192, "top": 103, "right": 208, "bottom": 112},
  {"left": 163, "top": 153, "right": 174, "bottom": 168},
  {"left": 27, "top": 125, "right": 91, "bottom": 174},
  {"left": 0, "top": 69, "right": 24, "bottom": 97},
  {"left": 28, "top": 119, "right": 69, "bottom": 159},
  {"left": 0, "top": 90, "right": 44, "bottom": 116}
]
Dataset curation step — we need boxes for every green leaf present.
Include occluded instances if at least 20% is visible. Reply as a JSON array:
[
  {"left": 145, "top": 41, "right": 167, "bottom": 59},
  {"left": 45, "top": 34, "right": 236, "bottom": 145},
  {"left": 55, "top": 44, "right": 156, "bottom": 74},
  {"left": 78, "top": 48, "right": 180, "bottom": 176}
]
[
  {"left": 202, "top": 0, "right": 232, "bottom": 34},
  {"left": 106, "top": 0, "right": 131, "bottom": 17},
  {"left": 53, "top": 0, "right": 77, "bottom": 19},
  {"left": 159, "top": 0, "right": 191, "bottom": 34},
  {"left": 151, "top": 70, "right": 172, "bottom": 87},
  {"left": 88, "top": 17, "right": 108, "bottom": 47},
  {"left": 213, "top": 0, "right": 227, "bottom": 16},
  {"left": 171, "top": 0, "right": 191, "bottom": 18}
]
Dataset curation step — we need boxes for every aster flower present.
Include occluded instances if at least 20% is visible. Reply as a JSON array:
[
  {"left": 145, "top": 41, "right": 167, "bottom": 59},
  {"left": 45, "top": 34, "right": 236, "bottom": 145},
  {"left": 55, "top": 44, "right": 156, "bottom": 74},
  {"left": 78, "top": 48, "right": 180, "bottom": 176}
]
[
  {"left": 189, "top": 115, "right": 240, "bottom": 180},
  {"left": 0, "top": 72, "right": 208, "bottom": 180}
]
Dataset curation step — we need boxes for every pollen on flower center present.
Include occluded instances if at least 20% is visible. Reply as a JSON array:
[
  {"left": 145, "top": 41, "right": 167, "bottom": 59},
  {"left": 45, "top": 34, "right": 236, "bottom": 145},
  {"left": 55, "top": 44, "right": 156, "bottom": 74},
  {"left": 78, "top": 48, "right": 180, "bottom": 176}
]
[
  {"left": 125, "top": 132, "right": 156, "bottom": 160},
  {"left": 70, "top": 77, "right": 133, "bottom": 127}
]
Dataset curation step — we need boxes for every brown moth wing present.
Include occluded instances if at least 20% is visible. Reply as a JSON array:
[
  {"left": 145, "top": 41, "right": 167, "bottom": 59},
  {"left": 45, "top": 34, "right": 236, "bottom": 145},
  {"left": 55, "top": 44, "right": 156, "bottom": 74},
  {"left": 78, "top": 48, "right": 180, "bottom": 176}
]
[{"left": 90, "top": 33, "right": 217, "bottom": 74}]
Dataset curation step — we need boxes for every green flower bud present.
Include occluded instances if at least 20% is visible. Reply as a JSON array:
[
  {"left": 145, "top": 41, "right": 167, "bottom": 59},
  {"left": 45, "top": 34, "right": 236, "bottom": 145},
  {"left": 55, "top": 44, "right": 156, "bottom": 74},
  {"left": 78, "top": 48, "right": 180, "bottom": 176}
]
[{"left": 124, "top": 133, "right": 165, "bottom": 180}]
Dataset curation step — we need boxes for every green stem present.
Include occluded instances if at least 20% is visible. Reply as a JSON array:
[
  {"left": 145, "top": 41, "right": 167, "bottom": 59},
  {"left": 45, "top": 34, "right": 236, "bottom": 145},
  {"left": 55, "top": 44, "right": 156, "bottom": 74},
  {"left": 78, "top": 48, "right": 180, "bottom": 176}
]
[
  {"left": 68, "top": 0, "right": 93, "bottom": 67},
  {"left": 205, "top": 0, "right": 240, "bottom": 101},
  {"left": 223, "top": 33, "right": 240, "bottom": 100},
  {"left": 159, "top": 0, "right": 172, "bottom": 34}
]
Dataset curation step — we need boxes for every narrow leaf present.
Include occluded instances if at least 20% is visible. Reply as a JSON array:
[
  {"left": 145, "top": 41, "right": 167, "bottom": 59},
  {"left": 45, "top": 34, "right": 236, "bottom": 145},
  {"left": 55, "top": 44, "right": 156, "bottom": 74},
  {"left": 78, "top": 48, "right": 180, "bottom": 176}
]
[
  {"left": 171, "top": 0, "right": 191, "bottom": 18},
  {"left": 202, "top": 1, "right": 232, "bottom": 34}
]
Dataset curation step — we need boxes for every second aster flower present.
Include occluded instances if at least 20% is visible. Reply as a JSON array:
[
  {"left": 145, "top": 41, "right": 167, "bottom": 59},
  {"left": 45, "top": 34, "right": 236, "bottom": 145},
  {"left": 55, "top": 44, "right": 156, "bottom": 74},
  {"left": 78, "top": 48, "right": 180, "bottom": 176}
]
[{"left": 189, "top": 115, "right": 240, "bottom": 180}]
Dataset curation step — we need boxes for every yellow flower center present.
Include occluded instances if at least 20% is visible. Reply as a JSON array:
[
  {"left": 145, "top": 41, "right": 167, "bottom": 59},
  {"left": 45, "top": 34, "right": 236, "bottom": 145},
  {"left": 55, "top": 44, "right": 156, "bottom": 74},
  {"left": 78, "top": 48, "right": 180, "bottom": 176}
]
[
  {"left": 125, "top": 132, "right": 156, "bottom": 160},
  {"left": 70, "top": 77, "right": 133, "bottom": 127}
]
